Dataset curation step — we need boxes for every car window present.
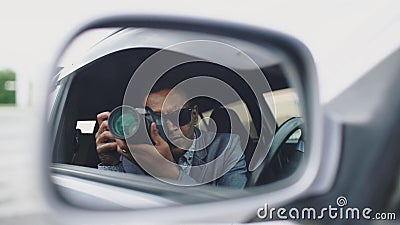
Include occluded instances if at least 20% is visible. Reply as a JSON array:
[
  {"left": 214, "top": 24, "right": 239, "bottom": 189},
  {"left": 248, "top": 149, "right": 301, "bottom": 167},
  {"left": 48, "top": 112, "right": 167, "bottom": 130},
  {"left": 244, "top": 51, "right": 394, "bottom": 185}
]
[
  {"left": 201, "top": 99, "right": 257, "bottom": 139},
  {"left": 263, "top": 88, "right": 301, "bottom": 126},
  {"left": 48, "top": 83, "right": 61, "bottom": 118}
]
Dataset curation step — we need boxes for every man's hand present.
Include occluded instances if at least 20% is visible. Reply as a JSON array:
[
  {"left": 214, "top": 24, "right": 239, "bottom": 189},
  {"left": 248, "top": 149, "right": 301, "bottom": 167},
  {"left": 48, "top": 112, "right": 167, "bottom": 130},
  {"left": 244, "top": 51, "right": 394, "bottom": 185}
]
[
  {"left": 115, "top": 123, "right": 180, "bottom": 180},
  {"left": 95, "top": 112, "right": 121, "bottom": 166}
]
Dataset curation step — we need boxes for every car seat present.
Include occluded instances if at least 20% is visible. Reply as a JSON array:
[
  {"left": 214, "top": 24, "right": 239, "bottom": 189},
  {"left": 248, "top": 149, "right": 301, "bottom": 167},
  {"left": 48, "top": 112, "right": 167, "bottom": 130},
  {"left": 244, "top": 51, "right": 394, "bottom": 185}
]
[{"left": 210, "top": 107, "right": 256, "bottom": 170}]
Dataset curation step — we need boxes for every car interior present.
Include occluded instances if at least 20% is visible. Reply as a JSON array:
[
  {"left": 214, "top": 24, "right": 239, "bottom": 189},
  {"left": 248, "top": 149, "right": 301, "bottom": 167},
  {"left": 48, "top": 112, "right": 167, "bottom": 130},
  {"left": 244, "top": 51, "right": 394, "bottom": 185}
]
[{"left": 51, "top": 47, "right": 304, "bottom": 188}]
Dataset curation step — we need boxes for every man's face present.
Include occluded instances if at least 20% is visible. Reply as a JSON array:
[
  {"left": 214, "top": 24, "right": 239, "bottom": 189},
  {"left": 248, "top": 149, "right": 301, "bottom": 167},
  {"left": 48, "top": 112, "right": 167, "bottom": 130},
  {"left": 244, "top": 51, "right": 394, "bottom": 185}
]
[{"left": 145, "top": 89, "right": 198, "bottom": 152}]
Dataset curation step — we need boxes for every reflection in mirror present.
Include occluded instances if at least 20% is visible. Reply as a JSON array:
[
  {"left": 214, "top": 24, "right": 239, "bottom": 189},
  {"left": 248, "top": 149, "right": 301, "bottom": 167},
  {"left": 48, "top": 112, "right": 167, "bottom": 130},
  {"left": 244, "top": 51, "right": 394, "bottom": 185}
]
[{"left": 48, "top": 26, "right": 305, "bottom": 209}]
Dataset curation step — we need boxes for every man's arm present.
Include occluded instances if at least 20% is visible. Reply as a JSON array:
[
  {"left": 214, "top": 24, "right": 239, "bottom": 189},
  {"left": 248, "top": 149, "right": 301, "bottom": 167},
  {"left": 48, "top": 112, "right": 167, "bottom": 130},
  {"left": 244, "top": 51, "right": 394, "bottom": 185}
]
[
  {"left": 215, "top": 134, "right": 248, "bottom": 189},
  {"left": 114, "top": 123, "right": 180, "bottom": 180},
  {"left": 95, "top": 112, "right": 123, "bottom": 169},
  {"left": 216, "top": 153, "right": 247, "bottom": 188},
  {"left": 98, "top": 161, "right": 125, "bottom": 172},
  {"left": 95, "top": 111, "right": 133, "bottom": 173}
]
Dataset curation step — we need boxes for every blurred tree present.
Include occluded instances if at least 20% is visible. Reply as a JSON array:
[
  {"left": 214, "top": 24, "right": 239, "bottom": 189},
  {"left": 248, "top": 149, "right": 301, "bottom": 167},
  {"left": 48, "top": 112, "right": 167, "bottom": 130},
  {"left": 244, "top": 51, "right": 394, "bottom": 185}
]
[{"left": 0, "top": 69, "right": 16, "bottom": 105}]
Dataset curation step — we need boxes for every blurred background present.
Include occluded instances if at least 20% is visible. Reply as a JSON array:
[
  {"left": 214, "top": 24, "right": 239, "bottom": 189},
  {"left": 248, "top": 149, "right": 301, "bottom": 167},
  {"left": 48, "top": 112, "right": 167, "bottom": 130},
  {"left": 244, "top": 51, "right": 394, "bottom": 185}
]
[{"left": 1, "top": 0, "right": 399, "bottom": 108}]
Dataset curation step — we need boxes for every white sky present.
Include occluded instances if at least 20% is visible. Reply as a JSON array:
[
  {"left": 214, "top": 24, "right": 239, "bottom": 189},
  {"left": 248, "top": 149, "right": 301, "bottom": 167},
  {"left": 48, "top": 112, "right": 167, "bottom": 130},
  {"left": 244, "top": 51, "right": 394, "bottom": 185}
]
[{"left": 0, "top": 0, "right": 399, "bottom": 106}]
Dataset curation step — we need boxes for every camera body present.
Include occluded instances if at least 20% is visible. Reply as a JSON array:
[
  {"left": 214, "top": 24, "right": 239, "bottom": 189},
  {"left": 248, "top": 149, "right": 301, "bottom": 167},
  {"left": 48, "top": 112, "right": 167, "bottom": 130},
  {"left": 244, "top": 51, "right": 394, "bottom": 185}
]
[{"left": 108, "top": 105, "right": 168, "bottom": 145}]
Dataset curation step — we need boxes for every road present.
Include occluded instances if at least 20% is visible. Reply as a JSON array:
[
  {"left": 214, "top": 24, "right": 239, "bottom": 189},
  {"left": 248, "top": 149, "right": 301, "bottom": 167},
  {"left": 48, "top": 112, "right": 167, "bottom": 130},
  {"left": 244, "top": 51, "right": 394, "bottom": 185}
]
[{"left": 0, "top": 107, "right": 57, "bottom": 224}]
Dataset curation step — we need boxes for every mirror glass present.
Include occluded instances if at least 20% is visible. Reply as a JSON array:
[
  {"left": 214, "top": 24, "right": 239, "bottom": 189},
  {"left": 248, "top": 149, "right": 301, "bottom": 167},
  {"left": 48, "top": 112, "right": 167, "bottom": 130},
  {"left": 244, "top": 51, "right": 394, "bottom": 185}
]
[{"left": 48, "top": 26, "right": 305, "bottom": 209}]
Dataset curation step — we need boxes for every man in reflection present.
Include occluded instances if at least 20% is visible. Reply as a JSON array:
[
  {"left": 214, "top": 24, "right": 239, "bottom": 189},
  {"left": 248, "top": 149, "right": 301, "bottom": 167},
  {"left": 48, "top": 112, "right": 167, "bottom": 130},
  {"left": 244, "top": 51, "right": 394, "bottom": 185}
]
[{"left": 95, "top": 85, "right": 247, "bottom": 188}]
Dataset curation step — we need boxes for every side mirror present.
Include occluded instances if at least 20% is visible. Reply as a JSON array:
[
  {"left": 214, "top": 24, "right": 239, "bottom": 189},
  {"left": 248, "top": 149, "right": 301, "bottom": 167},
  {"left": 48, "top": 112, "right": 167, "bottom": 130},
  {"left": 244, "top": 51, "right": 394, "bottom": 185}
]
[{"left": 45, "top": 15, "right": 326, "bottom": 223}]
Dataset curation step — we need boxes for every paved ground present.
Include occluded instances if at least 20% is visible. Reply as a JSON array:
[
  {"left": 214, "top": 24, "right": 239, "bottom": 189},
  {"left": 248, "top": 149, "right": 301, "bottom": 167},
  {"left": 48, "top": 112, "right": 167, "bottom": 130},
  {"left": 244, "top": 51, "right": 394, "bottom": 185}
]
[{"left": 0, "top": 107, "right": 58, "bottom": 224}]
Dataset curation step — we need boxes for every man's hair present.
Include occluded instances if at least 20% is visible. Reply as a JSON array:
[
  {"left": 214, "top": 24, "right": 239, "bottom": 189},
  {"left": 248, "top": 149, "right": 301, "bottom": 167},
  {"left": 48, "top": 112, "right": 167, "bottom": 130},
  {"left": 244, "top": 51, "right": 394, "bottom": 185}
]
[
  {"left": 149, "top": 75, "right": 179, "bottom": 94},
  {"left": 149, "top": 76, "right": 194, "bottom": 107}
]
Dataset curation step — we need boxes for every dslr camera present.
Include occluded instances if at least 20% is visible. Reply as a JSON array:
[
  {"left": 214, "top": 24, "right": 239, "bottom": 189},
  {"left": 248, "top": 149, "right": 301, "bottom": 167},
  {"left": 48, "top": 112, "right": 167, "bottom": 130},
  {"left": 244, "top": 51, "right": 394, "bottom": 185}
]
[{"left": 108, "top": 105, "right": 168, "bottom": 145}]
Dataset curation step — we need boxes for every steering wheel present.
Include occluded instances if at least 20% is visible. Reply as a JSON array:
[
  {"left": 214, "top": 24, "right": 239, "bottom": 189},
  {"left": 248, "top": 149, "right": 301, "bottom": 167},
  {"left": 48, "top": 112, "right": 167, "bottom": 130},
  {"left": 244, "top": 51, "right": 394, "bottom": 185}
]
[{"left": 247, "top": 117, "right": 304, "bottom": 186}]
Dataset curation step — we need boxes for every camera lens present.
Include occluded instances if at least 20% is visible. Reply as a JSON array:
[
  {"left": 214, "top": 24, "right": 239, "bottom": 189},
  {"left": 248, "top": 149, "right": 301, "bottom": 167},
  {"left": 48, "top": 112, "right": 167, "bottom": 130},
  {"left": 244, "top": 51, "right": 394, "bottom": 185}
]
[{"left": 109, "top": 106, "right": 140, "bottom": 139}]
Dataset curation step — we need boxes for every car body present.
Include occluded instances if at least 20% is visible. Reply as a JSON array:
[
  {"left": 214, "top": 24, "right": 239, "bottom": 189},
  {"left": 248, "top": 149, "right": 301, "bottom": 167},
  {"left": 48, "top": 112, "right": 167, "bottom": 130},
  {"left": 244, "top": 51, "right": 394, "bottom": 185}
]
[{"left": 1, "top": 1, "right": 399, "bottom": 225}]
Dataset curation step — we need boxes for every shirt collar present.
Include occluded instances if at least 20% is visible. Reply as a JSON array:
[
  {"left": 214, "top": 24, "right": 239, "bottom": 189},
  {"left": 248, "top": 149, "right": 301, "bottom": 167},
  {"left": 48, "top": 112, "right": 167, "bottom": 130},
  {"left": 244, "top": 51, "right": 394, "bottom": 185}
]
[{"left": 179, "top": 133, "right": 197, "bottom": 164}]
